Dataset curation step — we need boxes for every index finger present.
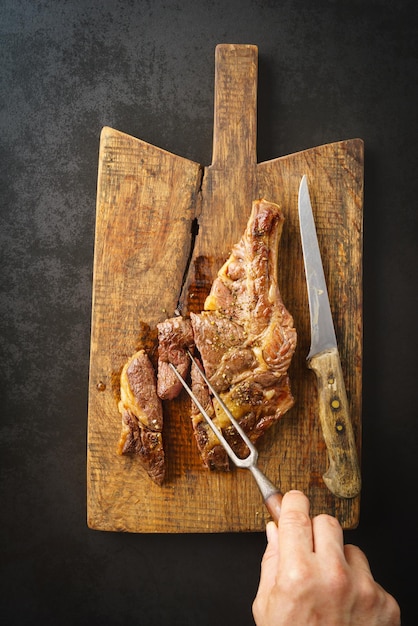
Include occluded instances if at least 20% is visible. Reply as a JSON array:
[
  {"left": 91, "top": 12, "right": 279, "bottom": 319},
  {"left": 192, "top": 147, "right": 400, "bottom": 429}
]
[{"left": 278, "top": 490, "right": 313, "bottom": 560}]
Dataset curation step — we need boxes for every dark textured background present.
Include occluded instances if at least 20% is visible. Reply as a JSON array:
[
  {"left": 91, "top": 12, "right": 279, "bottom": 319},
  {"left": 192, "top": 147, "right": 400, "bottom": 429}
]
[{"left": 1, "top": 1, "right": 417, "bottom": 624}]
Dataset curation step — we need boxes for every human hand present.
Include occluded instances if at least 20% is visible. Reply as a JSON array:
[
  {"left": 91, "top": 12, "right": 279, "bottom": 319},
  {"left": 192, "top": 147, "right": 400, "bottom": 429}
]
[{"left": 253, "top": 490, "right": 400, "bottom": 626}]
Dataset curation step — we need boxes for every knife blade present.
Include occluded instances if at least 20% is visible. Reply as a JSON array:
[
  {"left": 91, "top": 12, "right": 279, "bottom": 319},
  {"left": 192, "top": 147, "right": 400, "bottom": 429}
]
[{"left": 298, "top": 175, "right": 361, "bottom": 499}]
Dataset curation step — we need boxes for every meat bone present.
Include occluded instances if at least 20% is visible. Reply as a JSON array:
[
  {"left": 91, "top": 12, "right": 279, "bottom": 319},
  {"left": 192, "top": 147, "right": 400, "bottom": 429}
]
[{"left": 88, "top": 44, "right": 363, "bottom": 532}]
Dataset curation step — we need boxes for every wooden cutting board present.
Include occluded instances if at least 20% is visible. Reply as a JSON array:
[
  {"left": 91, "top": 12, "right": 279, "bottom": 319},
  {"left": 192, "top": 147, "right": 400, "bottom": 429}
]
[{"left": 87, "top": 44, "right": 363, "bottom": 532}]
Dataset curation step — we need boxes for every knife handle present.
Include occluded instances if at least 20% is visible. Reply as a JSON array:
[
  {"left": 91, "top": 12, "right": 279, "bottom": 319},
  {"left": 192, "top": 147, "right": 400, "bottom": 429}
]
[{"left": 308, "top": 347, "right": 361, "bottom": 499}]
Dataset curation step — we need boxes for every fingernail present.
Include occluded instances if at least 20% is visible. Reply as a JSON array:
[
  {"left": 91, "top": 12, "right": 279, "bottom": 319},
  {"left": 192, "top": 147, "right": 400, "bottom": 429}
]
[{"left": 266, "top": 521, "right": 276, "bottom": 542}]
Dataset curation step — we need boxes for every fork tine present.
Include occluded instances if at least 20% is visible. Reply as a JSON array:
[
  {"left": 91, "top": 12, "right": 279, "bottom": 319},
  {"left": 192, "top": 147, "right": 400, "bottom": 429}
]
[
  {"left": 168, "top": 362, "right": 252, "bottom": 467},
  {"left": 186, "top": 350, "right": 257, "bottom": 458}
]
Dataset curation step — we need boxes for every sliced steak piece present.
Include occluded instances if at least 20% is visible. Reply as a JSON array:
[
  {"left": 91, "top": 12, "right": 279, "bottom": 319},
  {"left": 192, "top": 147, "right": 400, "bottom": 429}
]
[
  {"left": 190, "top": 199, "right": 297, "bottom": 467},
  {"left": 117, "top": 349, "right": 165, "bottom": 485},
  {"left": 157, "top": 316, "right": 194, "bottom": 400}
]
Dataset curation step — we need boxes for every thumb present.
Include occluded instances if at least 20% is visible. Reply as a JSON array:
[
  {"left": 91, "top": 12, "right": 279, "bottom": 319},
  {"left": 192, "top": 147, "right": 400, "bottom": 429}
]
[{"left": 258, "top": 522, "right": 280, "bottom": 586}]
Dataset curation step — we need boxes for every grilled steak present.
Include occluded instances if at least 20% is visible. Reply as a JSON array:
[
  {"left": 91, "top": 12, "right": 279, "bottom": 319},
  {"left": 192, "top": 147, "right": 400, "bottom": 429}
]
[
  {"left": 117, "top": 349, "right": 165, "bottom": 485},
  {"left": 157, "top": 316, "right": 194, "bottom": 400},
  {"left": 190, "top": 199, "right": 296, "bottom": 468}
]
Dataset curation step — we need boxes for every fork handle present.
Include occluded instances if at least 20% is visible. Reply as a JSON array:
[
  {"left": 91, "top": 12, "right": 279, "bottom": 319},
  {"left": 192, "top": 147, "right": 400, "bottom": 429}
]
[
  {"left": 264, "top": 492, "right": 283, "bottom": 523},
  {"left": 249, "top": 465, "right": 282, "bottom": 522}
]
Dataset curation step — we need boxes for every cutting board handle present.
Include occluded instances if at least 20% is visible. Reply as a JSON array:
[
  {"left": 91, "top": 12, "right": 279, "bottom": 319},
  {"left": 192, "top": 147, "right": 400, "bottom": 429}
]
[{"left": 211, "top": 44, "right": 258, "bottom": 168}]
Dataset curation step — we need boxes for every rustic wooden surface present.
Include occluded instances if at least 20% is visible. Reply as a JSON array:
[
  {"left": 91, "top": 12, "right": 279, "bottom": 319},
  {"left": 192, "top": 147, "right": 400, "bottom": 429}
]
[{"left": 87, "top": 44, "right": 363, "bottom": 533}]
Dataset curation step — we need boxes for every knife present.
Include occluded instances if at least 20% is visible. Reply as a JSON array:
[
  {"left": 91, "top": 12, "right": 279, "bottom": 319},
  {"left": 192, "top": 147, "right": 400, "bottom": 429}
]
[{"left": 298, "top": 175, "right": 361, "bottom": 499}]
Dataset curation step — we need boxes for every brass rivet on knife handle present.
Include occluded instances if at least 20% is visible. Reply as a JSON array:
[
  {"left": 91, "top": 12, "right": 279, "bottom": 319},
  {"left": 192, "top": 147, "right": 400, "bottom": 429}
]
[{"left": 308, "top": 347, "right": 361, "bottom": 499}]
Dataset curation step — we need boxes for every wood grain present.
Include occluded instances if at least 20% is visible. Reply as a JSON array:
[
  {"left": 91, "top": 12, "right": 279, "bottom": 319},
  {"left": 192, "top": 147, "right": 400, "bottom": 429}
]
[{"left": 87, "top": 44, "right": 363, "bottom": 532}]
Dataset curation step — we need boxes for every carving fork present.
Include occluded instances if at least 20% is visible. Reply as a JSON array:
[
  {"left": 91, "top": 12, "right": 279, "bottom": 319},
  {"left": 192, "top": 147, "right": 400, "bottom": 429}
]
[{"left": 169, "top": 351, "right": 283, "bottom": 522}]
